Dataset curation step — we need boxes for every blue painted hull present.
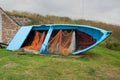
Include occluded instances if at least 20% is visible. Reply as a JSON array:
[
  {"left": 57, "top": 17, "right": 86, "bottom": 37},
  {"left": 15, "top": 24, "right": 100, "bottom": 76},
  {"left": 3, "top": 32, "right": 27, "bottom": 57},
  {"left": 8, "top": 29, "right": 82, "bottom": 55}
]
[{"left": 7, "top": 24, "right": 112, "bottom": 55}]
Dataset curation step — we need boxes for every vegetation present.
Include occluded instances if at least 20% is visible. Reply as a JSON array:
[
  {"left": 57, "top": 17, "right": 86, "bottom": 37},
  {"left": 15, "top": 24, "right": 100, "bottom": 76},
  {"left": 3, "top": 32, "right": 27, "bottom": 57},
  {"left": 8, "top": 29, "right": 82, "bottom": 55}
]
[
  {"left": 0, "top": 11, "right": 119, "bottom": 80},
  {"left": 0, "top": 47, "right": 120, "bottom": 80}
]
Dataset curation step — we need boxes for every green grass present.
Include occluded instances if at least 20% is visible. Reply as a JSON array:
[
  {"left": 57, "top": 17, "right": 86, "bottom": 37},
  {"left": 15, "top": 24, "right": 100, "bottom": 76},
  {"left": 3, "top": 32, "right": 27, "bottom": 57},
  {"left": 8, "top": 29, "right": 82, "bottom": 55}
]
[
  {"left": 0, "top": 46, "right": 120, "bottom": 80},
  {"left": 2, "top": 11, "right": 120, "bottom": 80}
]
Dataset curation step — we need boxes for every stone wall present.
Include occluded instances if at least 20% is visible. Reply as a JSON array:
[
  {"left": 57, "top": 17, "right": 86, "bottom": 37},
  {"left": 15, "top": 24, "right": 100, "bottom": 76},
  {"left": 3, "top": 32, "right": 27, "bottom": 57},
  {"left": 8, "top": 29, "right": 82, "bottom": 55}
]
[
  {"left": 2, "top": 13, "right": 20, "bottom": 44},
  {"left": 12, "top": 16, "right": 31, "bottom": 26},
  {"left": 0, "top": 13, "right": 2, "bottom": 42}
]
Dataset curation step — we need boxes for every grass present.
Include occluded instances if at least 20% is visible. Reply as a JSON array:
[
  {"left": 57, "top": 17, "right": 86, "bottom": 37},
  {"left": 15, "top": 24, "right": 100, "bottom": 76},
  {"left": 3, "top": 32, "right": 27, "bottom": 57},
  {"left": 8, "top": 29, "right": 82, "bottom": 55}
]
[
  {"left": 3, "top": 10, "right": 120, "bottom": 80},
  {"left": 0, "top": 46, "right": 120, "bottom": 80}
]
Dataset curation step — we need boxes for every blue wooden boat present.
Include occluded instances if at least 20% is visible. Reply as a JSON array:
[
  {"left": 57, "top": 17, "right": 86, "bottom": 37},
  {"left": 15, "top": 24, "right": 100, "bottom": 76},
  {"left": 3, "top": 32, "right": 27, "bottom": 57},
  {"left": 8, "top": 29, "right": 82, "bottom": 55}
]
[{"left": 7, "top": 24, "right": 112, "bottom": 55}]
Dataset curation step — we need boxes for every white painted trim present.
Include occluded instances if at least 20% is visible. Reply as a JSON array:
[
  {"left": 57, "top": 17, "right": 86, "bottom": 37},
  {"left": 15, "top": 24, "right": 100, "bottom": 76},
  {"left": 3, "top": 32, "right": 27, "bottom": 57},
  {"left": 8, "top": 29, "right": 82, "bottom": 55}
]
[
  {"left": 69, "top": 31, "right": 75, "bottom": 51},
  {"left": 0, "top": 13, "right": 2, "bottom": 42}
]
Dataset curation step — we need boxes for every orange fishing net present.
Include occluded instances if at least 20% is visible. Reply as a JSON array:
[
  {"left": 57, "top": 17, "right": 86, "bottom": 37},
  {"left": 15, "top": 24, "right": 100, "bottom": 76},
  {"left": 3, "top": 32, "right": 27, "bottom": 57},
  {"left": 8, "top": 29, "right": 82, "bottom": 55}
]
[
  {"left": 48, "top": 30, "right": 73, "bottom": 55},
  {"left": 24, "top": 31, "right": 45, "bottom": 51}
]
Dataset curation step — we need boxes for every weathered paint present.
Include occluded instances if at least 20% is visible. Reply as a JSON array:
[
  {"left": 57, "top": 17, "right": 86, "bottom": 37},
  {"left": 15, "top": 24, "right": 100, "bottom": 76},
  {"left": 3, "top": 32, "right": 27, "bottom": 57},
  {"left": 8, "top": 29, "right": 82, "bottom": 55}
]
[
  {"left": 40, "top": 26, "right": 54, "bottom": 54},
  {"left": 69, "top": 31, "right": 75, "bottom": 51},
  {"left": 7, "top": 24, "right": 112, "bottom": 54},
  {"left": 0, "top": 13, "right": 2, "bottom": 42},
  {"left": 7, "top": 26, "right": 33, "bottom": 50}
]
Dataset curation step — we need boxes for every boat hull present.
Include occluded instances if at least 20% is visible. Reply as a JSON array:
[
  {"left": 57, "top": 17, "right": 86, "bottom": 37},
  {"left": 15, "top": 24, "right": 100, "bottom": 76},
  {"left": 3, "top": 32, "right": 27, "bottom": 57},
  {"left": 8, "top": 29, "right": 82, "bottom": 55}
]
[{"left": 7, "top": 24, "right": 112, "bottom": 55}]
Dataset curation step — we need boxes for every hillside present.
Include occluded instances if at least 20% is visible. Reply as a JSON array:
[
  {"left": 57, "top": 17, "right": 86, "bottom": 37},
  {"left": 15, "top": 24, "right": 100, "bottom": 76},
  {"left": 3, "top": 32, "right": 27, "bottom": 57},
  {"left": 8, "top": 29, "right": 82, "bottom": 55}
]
[
  {"left": 6, "top": 11, "right": 120, "bottom": 51},
  {"left": 0, "top": 11, "right": 119, "bottom": 80}
]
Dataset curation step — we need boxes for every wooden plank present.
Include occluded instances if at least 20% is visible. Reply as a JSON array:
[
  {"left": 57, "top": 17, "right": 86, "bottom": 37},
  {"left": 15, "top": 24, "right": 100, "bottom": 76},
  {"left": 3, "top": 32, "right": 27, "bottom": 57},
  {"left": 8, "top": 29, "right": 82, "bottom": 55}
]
[
  {"left": 7, "top": 26, "right": 33, "bottom": 50},
  {"left": 40, "top": 26, "right": 53, "bottom": 54}
]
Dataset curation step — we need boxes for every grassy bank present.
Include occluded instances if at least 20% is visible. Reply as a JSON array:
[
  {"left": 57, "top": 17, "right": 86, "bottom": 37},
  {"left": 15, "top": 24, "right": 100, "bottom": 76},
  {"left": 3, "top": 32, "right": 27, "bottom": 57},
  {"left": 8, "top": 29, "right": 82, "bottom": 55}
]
[
  {"left": 1, "top": 11, "right": 119, "bottom": 80},
  {"left": 0, "top": 46, "right": 120, "bottom": 80}
]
